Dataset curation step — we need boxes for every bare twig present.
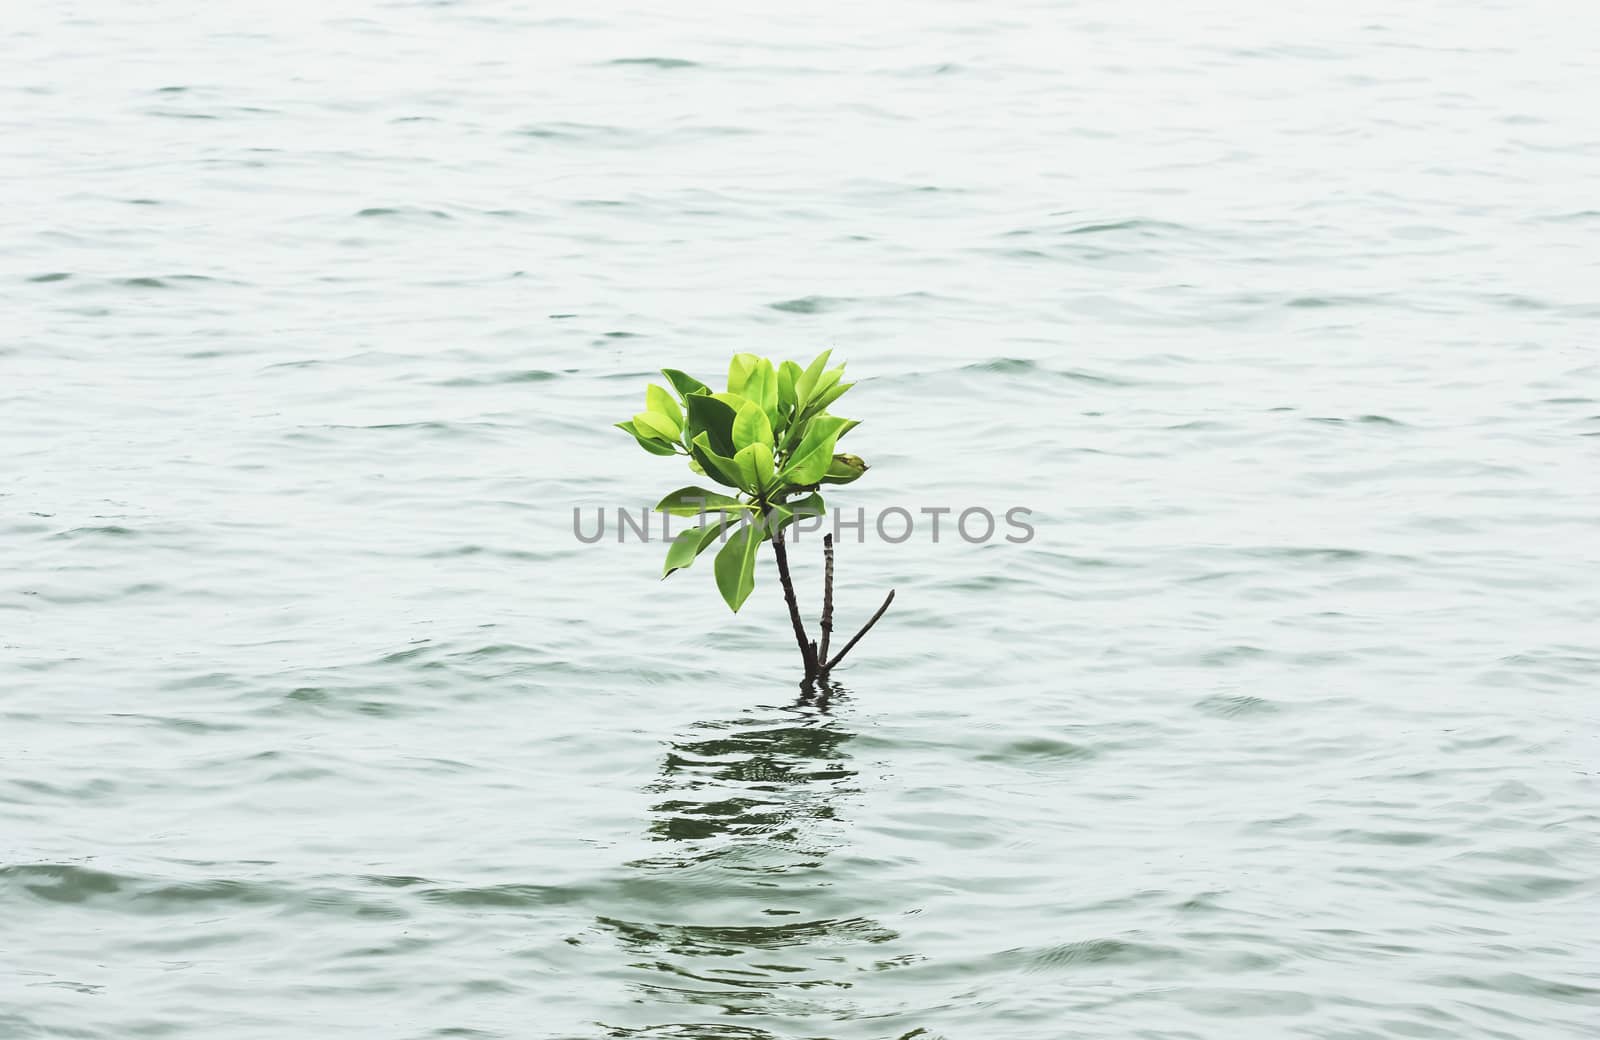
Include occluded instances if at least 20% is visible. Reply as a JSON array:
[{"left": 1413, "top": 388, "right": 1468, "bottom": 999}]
[
  {"left": 818, "top": 534, "right": 835, "bottom": 665},
  {"left": 767, "top": 516, "right": 817, "bottom": 682},
  {"left": 822, "top": 589, "right": 895, "bottom": 673}
]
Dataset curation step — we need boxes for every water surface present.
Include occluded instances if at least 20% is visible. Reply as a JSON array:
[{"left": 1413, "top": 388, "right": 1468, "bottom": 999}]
[{"left": 4, "top": 2, "right": 1598, "bottom": 1038}]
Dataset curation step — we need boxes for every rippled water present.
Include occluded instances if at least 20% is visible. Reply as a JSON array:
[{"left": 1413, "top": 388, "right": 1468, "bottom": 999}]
[{"left": 5, "top": 2, "right": 1598, "bottom": 1038}]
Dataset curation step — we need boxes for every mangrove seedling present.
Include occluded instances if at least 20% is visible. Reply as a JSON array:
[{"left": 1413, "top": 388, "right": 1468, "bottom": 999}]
[{"left": 617, "top": 350, "right": 895, "bottom": 685}]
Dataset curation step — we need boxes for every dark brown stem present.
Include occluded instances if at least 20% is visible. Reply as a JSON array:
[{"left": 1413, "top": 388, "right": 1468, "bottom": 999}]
[
  {"left": 818, "top": 534, "right": 835, "bottom": 665},
  {"left": 822, "top": 589, "right": 895, "bottom": 673},
  {"left": 767, "top": 515, "right": 818, "bottom": 682}
]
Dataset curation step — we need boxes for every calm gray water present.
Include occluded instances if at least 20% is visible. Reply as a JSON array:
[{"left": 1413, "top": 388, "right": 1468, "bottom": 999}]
[{"left": 4, "top": 2, "right": 1598, "bottom": 1038}]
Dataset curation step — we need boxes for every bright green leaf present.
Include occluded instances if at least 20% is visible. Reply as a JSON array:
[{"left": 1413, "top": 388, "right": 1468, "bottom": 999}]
[
  {"left": 778, "top": 415, "right": 848, "bottom": 485},
  {"left": 806, "top": 366, "right": 844, "bottom": 409},
  {"left": 795, "top": 349, "right": 833, "bottom": 407},
  {"left": 732, "top": 400, "right": 774, "bottom": 452},
  {"left": 777, "top": 360, "right": 802, "bottom": 415},
  {"left": 616, "top": 420, "right": 678, "bottom": 456},
  {"left": 684, "top": 394, "right": 739, "bottom": 457},
  {"left": 727, "top": 353, "right": 760, "bottom": 395},
  {"left": 662, "top": 518, "right": 733, "bottom": 578},
  {"left": 633, "top": 410, "right": 679, "bottom": 441},
  {"left": 787, "top": 490, "right": 826, "bottom": 520},
  {"left": 661, "top": 368, "right": 707, "bottom": 399},
  {"left": 646, "top": 383, "right": 682, "bottom": 427},
  {"left": 742, "top": 358, "right": 779, "bottom": 425},
  {"left": 714, "top": 523, "right": 761, "bottom": 611},
  {"left": 692, "top": 432, "right": 747, "bottom": 491},
  {"left": 655, "top": 486, "right": 752, "bottom": 516},
  {"left": 735, "top": 441, "right": 775, "bottom": 493},
  {"left": 808, "top": 380, "right": 854, "bottom": 416},
  {"left": 760, "top": 491, "right": 825, "bottom": 538}
]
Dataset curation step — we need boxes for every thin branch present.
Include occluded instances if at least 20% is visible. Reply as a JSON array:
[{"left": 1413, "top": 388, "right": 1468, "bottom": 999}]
[
  {"left": 768, "top": 518, "right": 817, "bottom": 681},
  {"left": 818, "top": 534, "right": 836, "bottom": 665},
  {"left": 823, "top": 589, "right": 895, "bottom": 673}
]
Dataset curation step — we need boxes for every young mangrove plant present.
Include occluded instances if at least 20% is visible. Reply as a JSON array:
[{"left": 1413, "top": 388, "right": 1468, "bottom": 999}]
[{"left": 617, "top": 350, "right": 895, "bottom": 686}]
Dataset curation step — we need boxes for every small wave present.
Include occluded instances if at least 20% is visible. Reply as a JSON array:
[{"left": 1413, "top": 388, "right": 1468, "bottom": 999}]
[
  {"left": 1236, "top": 545, "right": 1402, "bottom": 563},
  {"left": 960, "top": 357, "right": 1140, "bottom": 386},
  {"left": 605, "top": 57, "right": 700, "bottom": 69},
  {"left": 1306, "top": 414, "right": 1408, "bottom": 427},
  {"left": 420, "top": 544, "right": 552, "bottom": 561},
  {"left": 514, "top": 121, "right": 627, "bottom": 139},
  {"left": 769, "top": 295, "right": 846, "bottom": 314},
  {"left": 355, "top": 206, "right": 453, "bottom": 220},
  {"left": 1426, "top": 972, "right": 1600, "bottom": 1003},
  {"left": 419, "top": 883, "right": 575, "bottom": 908},
  {"left": 1449, "top": 873, "right": 1586, "bottom": 903},
  {"left": 1062, "top": 217, "right": 1190, "bottom": 236},
  {"left": 599, "top": 914, "right": 896, "bottom": 950},
  {"left": 1194, "top": 694, "right": 1281, "bottom": 718},
  {"left": 49, "top": 524, "right": 136, "bottom": 540},
  {"left": 1, "top": 864, "right": 404, "bottom": 918},
  {"left": 438, "top": 369, "right": 561, "bottom": 387},
  {"left": 1284, "top": 293, "right": 1400, "bottom": 309},
  {"left": 976, "top": 737, "right": 1098, "bottom": 764},
  {"left": 1021, "top": 937, "right": 1181, "bottom": 972},
  {"left": 1330, "top": 829, "right": 1445, "bottom": 846},
  {"left": 308, "top": 420, "right": 509, "bottom": 439}
]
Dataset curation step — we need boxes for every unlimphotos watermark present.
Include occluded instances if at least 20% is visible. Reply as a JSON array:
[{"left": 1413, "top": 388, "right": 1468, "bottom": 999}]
[{"left": 574, "top": 504, "right": 1035, "bottom": 544}]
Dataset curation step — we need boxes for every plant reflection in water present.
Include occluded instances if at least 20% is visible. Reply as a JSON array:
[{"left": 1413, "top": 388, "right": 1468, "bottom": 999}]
[{"left": 599, "top": 682, "right": 915, "bottom": 1039}]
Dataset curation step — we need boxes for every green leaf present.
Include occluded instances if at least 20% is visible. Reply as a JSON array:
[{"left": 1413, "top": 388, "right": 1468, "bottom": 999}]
[
  {"left": 787, "top": 490, "right": 826, "bottom": 520},
  {"left": 691, "top": 432, "right": 747, "bottom": 490},
  {"left": 819, "top": 453, "right": 867, "bottom": 484},
  {"left": 633, "top": 410, "right": 680, "bottom": 441},
  {"left": 735, "top": 442, "right": 775, "bottom": 493},
  {"left": 727, "top": 353, "right": 760, "bottom": 395},
  {"left": 661, "top": 368, "right": 707, "bottom": 399},
  {"left": 794, "top": 348, "right": 833, "bottom": 407},
  {"left": 777, "top": 360, "right": 802, "bottom": 415},
  {"left": 732, "top": 400, "right": 774, "bottom": 452},
  {"left": 742, "top": 358, "right": 779, "bottom": 425},
  {"left": 777, "top": 415, "right": 848, "bottom": 485},
  {"left": 662, "top": 518, "right": 733, "bottom": 578},
  {"left": 807, "top": 380, "right": 854, "bottom": 416},
  {"left": 805, "top": 366, "right": 844, "bottom": 409},
  {"left": 714, "top": 523, "right": 761, "bottom": 611},
  {"left": 759, "top": 492, "right": 824, "bottom": 538},
  {"left": 616, "top": 420, "right": 678, "bottom": 456},
  {"left": 684, "top": 394, "right": 738, "bottom": 457},
  {"left": 646, "top": 383, "right": 682, "bottom": 427},
  {"left": 833, "top": 417, "right": 860, "bottom": 440},
  {"left": 655, "top": 486, "right": 752, "bottom": 516}
]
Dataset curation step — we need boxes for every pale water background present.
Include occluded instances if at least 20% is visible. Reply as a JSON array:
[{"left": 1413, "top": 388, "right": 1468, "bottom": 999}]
[{"left": 3, "top": 1, "right": 1598, "bottom": 1038}]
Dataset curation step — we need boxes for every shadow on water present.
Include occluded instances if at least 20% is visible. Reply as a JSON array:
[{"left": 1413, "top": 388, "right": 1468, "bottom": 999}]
[{"left": 598, "top": 681, "right": 909, "bottom": 1039}]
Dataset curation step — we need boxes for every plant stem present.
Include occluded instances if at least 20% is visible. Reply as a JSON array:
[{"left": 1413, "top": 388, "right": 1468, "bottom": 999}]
[
  {"left": 818, "top": 535, "right": 835, "bottom": 666},
  {"left": 766, "top": 510, "right": 818, "bottom": 683},
  {"left": 823, "top": 589, "right": 895, "bottom": 673}
]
